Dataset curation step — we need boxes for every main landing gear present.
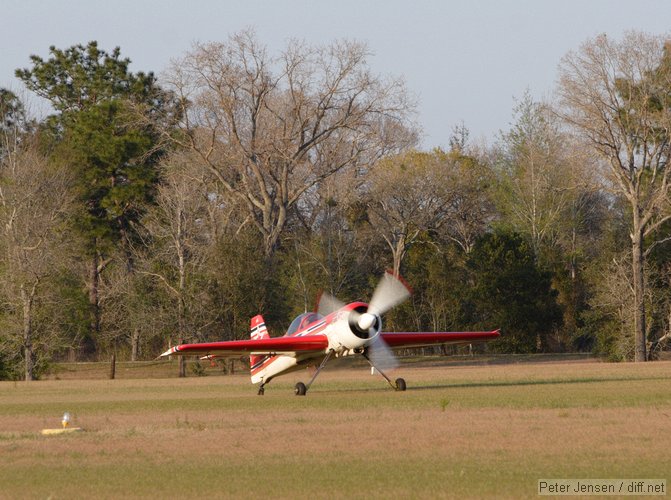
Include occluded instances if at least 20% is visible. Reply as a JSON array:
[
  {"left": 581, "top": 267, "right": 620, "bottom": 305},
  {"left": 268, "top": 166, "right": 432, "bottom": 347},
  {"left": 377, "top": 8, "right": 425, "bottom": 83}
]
[
  {"left": 294, "top": 350, "right": 334, "bottom": 396},
  {"left": 362, "top": 352, "right": 407, "bottom": 391},
  {"left": 257, "top": 349, "right": 407, "bottom": 396},
  {"left": 294, "top": 382, "right": 307, "bottom": 396}
]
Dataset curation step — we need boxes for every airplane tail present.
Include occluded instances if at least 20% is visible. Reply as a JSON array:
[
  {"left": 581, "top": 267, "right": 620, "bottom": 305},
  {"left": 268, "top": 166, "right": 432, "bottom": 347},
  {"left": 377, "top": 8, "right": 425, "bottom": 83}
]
[{"left": 249, "top": 315, "right": 269, "bottom": 371}]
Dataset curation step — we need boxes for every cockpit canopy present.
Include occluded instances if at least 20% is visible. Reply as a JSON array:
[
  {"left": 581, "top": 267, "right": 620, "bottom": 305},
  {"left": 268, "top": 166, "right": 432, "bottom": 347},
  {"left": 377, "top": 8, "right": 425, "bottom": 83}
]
[{"left": 286, "top": 312, "right": 324, "bottom": 336}]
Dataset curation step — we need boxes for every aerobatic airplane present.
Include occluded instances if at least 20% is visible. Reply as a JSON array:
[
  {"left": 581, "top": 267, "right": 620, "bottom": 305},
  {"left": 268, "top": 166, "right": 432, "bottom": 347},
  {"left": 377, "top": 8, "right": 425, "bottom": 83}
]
[{"left": 161, "top": 272, "right": 500, "bottom": 395}]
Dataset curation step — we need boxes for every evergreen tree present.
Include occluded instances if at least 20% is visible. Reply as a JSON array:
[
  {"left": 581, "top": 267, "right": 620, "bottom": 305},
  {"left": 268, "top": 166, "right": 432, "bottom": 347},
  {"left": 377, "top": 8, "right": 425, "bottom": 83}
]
[
  {"left": 467, "top": 230, "right": 563, "bottom": 353},
  {"left": 17, "top": 42, "right": 174, "bottom": 354}
]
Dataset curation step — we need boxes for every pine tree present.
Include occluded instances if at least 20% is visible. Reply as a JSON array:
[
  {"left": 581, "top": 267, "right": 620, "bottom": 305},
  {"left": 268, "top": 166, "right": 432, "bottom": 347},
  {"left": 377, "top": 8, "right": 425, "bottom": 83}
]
[{"left": 17, "top": 41, "right": 175, "bottom": 355}]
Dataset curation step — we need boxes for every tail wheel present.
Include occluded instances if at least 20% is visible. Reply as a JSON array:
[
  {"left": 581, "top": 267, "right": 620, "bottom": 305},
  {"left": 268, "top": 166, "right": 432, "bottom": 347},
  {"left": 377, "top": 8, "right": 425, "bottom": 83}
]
[
  {"left": 294, "top": 382, "right": 307, "bottom": 396},
  {"left": 395, "top": 378, "right": 406, "bottom": 391}
]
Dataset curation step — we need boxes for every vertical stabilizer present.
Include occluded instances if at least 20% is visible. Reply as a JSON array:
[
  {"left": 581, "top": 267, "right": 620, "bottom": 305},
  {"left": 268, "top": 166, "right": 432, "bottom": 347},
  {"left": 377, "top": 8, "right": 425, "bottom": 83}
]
[{"left": 249, "top": 315, "right": 269, "bottom": 374}]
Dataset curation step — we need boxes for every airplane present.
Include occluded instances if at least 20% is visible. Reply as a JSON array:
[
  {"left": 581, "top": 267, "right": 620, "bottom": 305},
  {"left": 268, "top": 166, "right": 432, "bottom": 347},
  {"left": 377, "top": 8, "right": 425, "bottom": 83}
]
[{"left": 160, "top": 272, "right": 500, "bottom": 396}]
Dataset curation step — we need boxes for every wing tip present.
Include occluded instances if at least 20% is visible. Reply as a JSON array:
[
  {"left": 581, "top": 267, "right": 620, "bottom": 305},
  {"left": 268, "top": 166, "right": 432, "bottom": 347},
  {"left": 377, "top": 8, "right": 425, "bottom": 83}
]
[{"left": 159, "top": 346, "right": 179, "bottom": 357}]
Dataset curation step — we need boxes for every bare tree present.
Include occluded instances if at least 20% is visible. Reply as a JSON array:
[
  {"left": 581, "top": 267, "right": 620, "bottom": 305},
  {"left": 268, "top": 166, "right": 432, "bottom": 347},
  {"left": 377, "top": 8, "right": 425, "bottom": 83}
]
[
  {"left": 498, "top": 93, "right": 577, "bottom": 258},
  {"left": 137, "top": 152, "right": 222, "bottom": 376},
  {"left": 442, "top": 150, "right": 495, "bottom": 254},
  {"left": 164, "top": 30, "right": 416, "bottom": 258},
  {"left": 558, "top": 32, "right": 671, "bottom": 361},
  {"left": 589, "top": 252, "right": 660, "bottom": 360},
  {"left": 366, "top": 150, "right": 453, "bottom": 277},
  {"left": 287, "top": 163, "right": 377, "bottom": 302},
  {"left": 0, "top": 141, "right": 73, "bottom": 380}
]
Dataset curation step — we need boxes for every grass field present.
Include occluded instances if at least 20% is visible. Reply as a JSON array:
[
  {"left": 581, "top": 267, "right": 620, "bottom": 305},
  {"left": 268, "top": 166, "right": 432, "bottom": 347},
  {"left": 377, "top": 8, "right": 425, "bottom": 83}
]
[{"left": 0, "top": 357, "right": 670, "bottom": 499}]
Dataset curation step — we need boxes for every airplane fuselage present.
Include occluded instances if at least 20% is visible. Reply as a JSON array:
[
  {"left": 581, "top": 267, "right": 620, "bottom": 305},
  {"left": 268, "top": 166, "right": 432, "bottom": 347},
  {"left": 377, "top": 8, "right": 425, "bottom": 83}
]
[{"left": 251, "top": 302, "right": 375, "bottom": 384}]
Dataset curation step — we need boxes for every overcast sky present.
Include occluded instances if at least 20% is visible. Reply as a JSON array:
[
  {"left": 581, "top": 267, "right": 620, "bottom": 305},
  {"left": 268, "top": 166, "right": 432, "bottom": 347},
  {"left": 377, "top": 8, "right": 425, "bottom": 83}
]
[{"left": 2, "top": 0, "right": 671, "bottom": 148}]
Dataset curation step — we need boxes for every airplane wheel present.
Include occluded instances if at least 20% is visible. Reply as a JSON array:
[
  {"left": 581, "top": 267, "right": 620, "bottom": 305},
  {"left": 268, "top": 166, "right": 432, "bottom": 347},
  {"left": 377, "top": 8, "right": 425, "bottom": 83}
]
[
  {"left": 294, "top": 382, "right": 307, "bottom": 396},
  {"left": 395, "top": 378, "right": 406, "bottom": 391},
  {"left": 257, "top": 387, "right": 265, "bottom": 396}
]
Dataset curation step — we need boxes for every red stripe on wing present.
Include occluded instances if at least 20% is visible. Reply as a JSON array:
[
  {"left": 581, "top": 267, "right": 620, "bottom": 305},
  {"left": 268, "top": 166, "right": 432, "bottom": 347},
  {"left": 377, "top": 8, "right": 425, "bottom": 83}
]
[
  {"left": 380, "top": 330, "right": 500, "bottom": 348},
  {"left": 165, "top": 335, "right": 329, "bottom": 357}
]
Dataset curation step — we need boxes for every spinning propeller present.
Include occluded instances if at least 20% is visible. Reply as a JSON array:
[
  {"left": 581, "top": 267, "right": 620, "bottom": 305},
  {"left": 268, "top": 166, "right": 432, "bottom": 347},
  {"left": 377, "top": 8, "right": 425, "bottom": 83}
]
[{"left": 317, "top": 272, "right": 411, "bottom": 371}]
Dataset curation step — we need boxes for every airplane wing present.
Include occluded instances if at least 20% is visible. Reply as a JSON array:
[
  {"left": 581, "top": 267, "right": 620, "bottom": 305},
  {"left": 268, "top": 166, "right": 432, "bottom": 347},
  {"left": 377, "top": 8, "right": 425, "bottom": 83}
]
[
  {"left": 160, "top": 335, "right": 329, "bottom": 358},
  {"left": 380, "top": 330, "right": 500, "bottom": 349}
]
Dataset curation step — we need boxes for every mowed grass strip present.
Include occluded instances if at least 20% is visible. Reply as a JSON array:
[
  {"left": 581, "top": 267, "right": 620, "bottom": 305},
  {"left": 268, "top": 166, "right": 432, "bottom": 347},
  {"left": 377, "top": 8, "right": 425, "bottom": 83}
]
[{"left": 0, "top": 360, "right": 669, "bottom": 499}]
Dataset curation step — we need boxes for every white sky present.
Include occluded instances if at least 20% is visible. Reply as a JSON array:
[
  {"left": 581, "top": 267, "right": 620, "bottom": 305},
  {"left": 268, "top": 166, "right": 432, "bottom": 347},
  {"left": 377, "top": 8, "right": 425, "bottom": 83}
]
[{"left": 2, "top": 0, "right": 671, "bottom": 149}]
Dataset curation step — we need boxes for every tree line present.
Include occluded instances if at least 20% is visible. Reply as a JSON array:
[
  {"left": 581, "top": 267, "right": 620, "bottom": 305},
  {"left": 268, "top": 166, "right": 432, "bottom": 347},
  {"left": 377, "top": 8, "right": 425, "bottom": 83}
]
[{"left": 1, "top": 30, "right": 670, "bottom": 380}]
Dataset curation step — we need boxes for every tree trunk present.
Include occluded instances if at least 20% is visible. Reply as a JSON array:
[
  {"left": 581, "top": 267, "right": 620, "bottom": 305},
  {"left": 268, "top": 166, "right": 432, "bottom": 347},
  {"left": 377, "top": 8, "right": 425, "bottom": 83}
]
[
  {"left": 87, "top": 243, "right": 100, "bottom": 356},
  {"left": 177, "top": 211, "right": 187, "bottom": 378},
  {"left": 631, "top": 227, "right": 647, "bottom": 362},
  {"left": 21, "top": 286, "right": 34, "bottom": 381},
  {"left": 178, "top": 344, "right": 186, "bottom": 377},
  {"left": 109, "top": 351, "right": 116, "bottom": 379},
  {"left": 392, "top": 235, "right": 406, "bottom": 278},
  {"left": 131, "top": 328, "right": 140, "bottom": 361},
  {"left": 178, "top": 297, "right": 186, "bottom": 378},
  {"left": 263, "top": 229, "right": 281, "bottom": 259}
]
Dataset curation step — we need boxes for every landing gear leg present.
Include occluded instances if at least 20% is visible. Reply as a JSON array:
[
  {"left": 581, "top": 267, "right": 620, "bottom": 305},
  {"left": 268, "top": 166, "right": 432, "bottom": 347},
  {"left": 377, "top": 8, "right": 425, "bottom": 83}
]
[
  {"left": 257, "top": 384, "right": 265, "bottom": 396},
  {"left": 362, "top": 352, "right": 407, "bottom": 391},
  {"left": 295, "top": 350, "right": 334, "bottom": 396}
]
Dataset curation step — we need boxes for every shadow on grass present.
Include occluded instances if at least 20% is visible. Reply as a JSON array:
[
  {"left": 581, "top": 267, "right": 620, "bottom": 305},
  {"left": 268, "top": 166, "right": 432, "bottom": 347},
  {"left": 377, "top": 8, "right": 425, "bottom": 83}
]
[
  {"left": 407, "top": 375, "right": 671, "bottom": 392},
  {"left": 316, "top": 375, "right": 671, "bottom": 394}
]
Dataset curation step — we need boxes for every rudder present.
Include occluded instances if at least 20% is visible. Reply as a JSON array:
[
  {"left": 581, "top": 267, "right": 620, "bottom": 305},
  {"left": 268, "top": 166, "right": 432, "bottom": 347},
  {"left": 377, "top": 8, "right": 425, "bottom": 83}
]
[{"left": 249, "top": 315, "right": 269, "bottom": 372}]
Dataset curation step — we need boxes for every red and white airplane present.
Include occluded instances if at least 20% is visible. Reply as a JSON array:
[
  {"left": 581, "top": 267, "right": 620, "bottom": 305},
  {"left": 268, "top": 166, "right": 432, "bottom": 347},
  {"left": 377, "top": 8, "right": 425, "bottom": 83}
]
[{"left": 161, "top": 272, "right": 499, "bottom": 395}]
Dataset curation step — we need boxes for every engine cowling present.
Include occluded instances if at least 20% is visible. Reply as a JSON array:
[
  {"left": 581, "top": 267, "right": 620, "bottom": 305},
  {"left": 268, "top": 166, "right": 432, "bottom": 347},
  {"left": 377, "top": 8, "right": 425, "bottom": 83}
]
[{"left": 327, "top": 305, "right": 381, "bottom": 352}]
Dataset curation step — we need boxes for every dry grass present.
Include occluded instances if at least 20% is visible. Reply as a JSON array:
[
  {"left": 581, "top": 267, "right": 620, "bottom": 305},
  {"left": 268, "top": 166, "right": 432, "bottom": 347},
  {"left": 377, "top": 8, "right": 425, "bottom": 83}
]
[{"left": 0, "top": 358, "right": 670, "bottom": 499}]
